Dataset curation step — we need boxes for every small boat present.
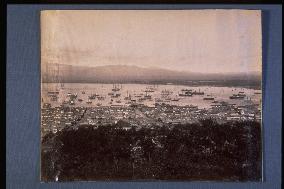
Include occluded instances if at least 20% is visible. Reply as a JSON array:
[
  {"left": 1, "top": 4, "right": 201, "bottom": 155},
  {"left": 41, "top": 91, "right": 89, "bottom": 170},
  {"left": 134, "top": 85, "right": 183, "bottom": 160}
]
[
  {"left": 229, "top": 92, "right": 246, "bottom": 99},
  {"left": 116, "top": 100, "right": 121, "bottom": 103},
  {"left": 161, "top": 90, "right": 172, "bottom": 96},
  {"left": 97, "top": 96, "right": 105, "bottom": 100},
  {"left": 47, "top": 91, "right": 59, "bottom": 96},
  {"left": 203, "top": 95, "right": 214, "bottom": 100},
  {"left": 171, "top": 98, "right": 180, "bottom": 102},
  {"left": 165, "top": 97, "right": 171, "bottom": 101},
  {"left": 111, "top": 93, "right": 121, "bottom": 98},
  {"left": 179, "top": 90, "right": 193, "bottom": 97},
  {"left": 144, "top": 88, "right": 155, "bottom": 93},
  {"left": 155, "top": 98, "right": 163, "bottom": 102},
  {"left": 96, "top": 103, "right": 102, "bottom": 106},
  {"left": 50, "top": 95, "right": 58, "bottom": 101},
  {"left": 112, "top": 88, "right": 120, "bottom": 92},
  {"left": 134, "top": 94, "right": 143, "bottom": 98},
  {"left": 86, "top": 99, "right": 92, "bottom": 104},
  {"left": 181, "top": 89, "right": 192, "bottom": 92},
  {"left": 138, "top": 98, "right": 145, "bottom": 102},
  {"left": 203, "top": 97, "right": 214, "bottom": 100},
  {"left": 78, "top": 99, "right": 83, "bottom": 102},
  {"left": 229, "top": 94, "right": 245, "bottom": 99},
  {"left": 144, "top": 95, "right": 152, "bottom": 100}
]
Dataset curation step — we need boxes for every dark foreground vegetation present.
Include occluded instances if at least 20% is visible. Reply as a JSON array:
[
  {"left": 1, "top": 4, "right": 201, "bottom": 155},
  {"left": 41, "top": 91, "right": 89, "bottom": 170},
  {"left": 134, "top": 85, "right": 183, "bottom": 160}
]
[{"left": 41, "top": 119, "right": 262, "bottom": 181}]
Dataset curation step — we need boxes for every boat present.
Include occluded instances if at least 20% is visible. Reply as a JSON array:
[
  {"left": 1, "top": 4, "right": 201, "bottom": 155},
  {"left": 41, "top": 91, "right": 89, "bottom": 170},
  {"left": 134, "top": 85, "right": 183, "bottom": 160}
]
[
  {"left": 145, "top": 89, "right": 155, "bottom": 93},
  {"left": 144, "top": 91, "right": 152, "bottom": 99},
  {"left": 112, "top": 84, "right": 121, "bottom": 92},
  {"left": 111, "top": 93, "right": 121, "bottom": 98},
  {"left": 82, "top": 91, "right": 85, "bottom": 94},
  {"left": 78, "top": 99, "right": 83, "bottom": 102},
  {"left": 161, "top": 90, "right": 172, "bottom": 96},
  {"left": 192, "top": 89, "right": 204, "bottom": 95},
  {"left": 144, "top": 95, "right": 152, "bottom": 100},
  {"left": 155, "top": 98, "right": 163, "bottom": 102},
  {"left": 116, "top": 100, "right": 121, "bottom": 103},
  {"left": 229, "top": 92, "right": 246, "bottom": 99},
  {"left": 144, "top": 86, "right": 156, "bottom": 93},
  {"left": 229, "top": 94, "right": 245, "bottom": 99},
  {"left": 124, "top": 96, "right": 131, "bottom": 100},
  {"left": 89, "top": 94, "right": 99, "bottom": 99},
  {"left": 124, "top": 91, "right": 131, "bottom": 100},
  {"left": 86, "top": 99, "right": 92, "bottom": 104},
  {"left": 203, "top": 97, "right": 214, "bottom": 100},
  {"left": 171, "top": 97, "right": 180, "bottom": 101},
  {"left": 203, "top": 95, "right": 214, "bottom": 100},
  {"left": 181, "top": 89, "right": 192, "bottom": 92},
  {"left": 47, "top": 91, "right": 59, "bottom": 96},
  {"left": 96, "top": 103, "right": 102, "bottom": 106},
  {"left": 138, "top": 98, "right": 145, "bottom": 102},
  {"left": 179, "top": 90, "right": 193, "bottom": 97},
  {"left": 97, "top": 96, "right": 105, "bottom": 100},
  {"left": 50, "top": 95, "right": 58, "bottom": 101},
  {"left": 134, "top": 93, "right": 143, "bottom": 98},
  {"left": 165, "top": 97, "right": 171, "bottom": 101},
  {"left": 69, "top": 94, "right": 77, "bottom": 99}
]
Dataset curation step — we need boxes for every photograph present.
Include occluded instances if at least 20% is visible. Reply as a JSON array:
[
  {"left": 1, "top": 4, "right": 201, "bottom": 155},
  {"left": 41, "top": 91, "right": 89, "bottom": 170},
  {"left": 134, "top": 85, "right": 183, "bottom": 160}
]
[{"left": 40, "top": 10, "right": 262, "bottom": 182}]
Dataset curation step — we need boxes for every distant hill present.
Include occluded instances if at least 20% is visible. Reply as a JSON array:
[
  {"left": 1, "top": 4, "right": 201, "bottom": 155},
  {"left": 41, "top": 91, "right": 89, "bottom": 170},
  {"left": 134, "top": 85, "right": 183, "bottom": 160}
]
[{"left": 41, "top": 64, "right": 261, "bottom": 84}]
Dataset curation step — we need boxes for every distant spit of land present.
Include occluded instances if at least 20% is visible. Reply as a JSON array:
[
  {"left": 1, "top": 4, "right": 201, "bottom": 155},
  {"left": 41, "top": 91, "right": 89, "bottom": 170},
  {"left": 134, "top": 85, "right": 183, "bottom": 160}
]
[{"left": 42, "top": 64, "right": 261, "bottom": 89}]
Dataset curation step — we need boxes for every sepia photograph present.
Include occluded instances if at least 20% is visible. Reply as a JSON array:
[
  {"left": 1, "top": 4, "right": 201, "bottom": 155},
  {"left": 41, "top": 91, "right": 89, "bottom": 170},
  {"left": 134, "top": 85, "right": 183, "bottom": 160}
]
[{"left": 40, "top": 10, "right": 262, "bottom": 182}]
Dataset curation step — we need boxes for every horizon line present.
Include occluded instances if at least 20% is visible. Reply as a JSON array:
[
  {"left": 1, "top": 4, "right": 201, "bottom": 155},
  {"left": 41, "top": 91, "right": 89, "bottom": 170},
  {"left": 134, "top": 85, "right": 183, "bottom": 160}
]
[{"left": 43, "top": 63, "right": 262, "bottom": 75}]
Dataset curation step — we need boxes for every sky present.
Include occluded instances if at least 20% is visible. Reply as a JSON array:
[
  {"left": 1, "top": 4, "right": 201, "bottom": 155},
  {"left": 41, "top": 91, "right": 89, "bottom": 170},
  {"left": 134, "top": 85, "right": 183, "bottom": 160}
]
[{"left": 41, "top": 10, "right": 262, "bottom": 74}]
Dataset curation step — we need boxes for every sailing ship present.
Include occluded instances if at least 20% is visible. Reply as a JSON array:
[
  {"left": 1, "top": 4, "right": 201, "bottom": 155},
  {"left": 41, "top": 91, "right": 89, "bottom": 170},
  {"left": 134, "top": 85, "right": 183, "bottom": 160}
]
[
  {"left": 124, "top": 91, "right": 131, "bottom": 100},
  {"left": 229, "top": 92, "right": 246, "bottom": 99},
  {"left": 112, "top": 84, "right": 122, "bottom": 92},
  {"left": 192, "top": 89, "right": 205, "bottom": 95},
  {"left": 144, "top": 91, "right": 152, "bottom": 100},
  {"left": 179, "top": 90, "right": 193, "bottom": 97},
  {"left": 89, "top": 93, "right": 99, "bottom": 100}
]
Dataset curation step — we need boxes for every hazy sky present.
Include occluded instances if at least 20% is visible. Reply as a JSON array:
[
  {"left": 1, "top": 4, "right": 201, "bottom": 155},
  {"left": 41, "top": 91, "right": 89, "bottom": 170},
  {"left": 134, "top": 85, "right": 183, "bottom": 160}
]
[{"left": 41, "top": 10, "right": 262, "bottom": 73}]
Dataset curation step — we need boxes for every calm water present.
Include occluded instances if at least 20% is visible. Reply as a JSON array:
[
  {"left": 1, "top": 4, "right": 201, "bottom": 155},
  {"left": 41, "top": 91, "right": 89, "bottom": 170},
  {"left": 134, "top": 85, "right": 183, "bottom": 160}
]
[{"left": 42, "top": 83, "right": 262, "bottom": 109}]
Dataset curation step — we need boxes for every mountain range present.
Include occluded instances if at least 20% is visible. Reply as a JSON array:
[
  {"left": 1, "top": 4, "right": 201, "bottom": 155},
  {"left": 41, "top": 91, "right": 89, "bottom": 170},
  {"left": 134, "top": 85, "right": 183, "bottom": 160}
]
[{"left": 41, "top": 64, "right": 261, "bottom": 83}]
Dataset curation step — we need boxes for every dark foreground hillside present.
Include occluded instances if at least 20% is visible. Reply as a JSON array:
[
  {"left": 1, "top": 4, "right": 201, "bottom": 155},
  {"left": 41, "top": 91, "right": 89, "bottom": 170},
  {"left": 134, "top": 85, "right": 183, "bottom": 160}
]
[{"left": 41, "top": 120, "right": 262, "bottom": 181}]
